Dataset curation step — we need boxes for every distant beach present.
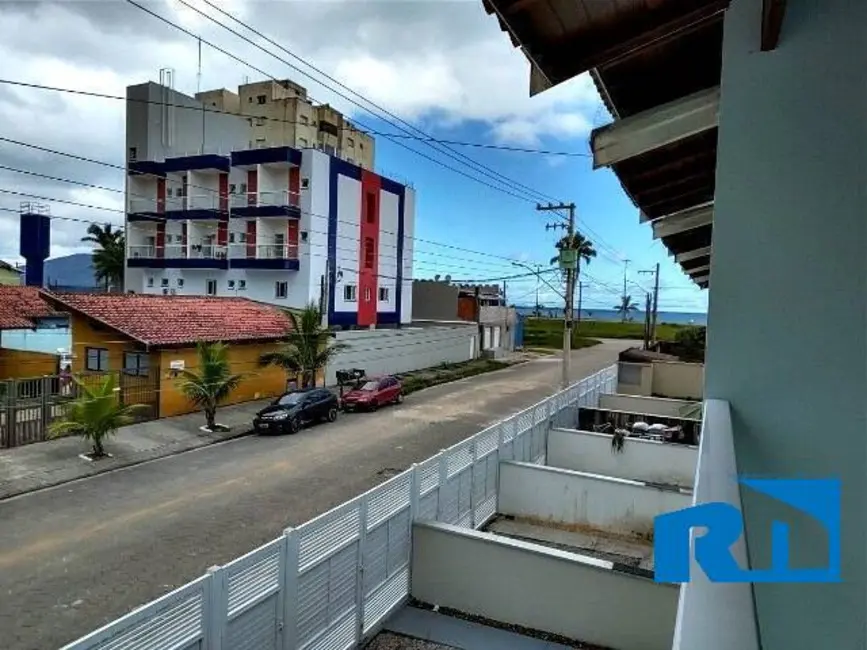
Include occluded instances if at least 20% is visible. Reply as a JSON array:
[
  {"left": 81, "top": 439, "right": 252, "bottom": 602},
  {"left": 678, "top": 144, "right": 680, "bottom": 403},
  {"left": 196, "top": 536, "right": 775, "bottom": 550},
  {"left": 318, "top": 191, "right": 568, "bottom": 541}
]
[{"left": 514, "top": 306, "right": 707, "bottom": 327}]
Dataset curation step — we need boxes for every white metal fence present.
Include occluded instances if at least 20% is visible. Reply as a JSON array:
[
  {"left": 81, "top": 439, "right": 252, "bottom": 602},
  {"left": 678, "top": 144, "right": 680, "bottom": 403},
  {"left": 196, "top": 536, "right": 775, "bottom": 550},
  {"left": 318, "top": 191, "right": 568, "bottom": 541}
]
[{"left": 61, "top": 365, "right": 617, "bottom": 650}]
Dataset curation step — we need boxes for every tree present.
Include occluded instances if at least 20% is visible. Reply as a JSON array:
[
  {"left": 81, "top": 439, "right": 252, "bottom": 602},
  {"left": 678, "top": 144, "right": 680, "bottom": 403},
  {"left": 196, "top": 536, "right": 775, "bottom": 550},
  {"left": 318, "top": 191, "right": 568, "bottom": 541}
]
[
  {"left": 550, "top": 232, "right": 597, "bottom": 269},
  {"left": 259, "top": 303, "right": 349, "bottom": 388},
  {"left": 48, "top": 374, "right": 148, "bottom": 458},
  {"left": 177, "top": 341, "right": 245, "bottom": 431},
  {"left": 674, "top": 325, "right": 707, "bottom": 362},
  {"left": 614, "top": 294, "right": 639, "bottom": 322},
  {"left": 82, "top": 223, "right": 125, "bottom": 292}
]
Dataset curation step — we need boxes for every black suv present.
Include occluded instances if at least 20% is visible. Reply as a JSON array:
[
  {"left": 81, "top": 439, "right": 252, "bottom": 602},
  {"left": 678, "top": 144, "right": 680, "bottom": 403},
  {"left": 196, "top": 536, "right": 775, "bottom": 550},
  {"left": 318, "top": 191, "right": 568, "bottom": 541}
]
[{"left": 253, "top": 388, "right": 339, "bottom": 434}]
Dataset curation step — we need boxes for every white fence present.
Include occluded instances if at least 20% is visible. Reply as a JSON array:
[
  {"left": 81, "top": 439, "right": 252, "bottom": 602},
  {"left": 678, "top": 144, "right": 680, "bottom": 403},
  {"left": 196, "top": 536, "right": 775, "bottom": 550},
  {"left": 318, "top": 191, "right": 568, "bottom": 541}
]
[{"left": 61, "top": 365, "right": 617, "bottom": 650}]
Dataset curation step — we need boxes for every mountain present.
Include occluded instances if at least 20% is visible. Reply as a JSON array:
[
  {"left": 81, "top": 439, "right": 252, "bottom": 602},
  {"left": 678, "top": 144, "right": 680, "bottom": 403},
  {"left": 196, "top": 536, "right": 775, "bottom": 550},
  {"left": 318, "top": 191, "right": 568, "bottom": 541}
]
[{"left": 22, "top": 253, "right": 98, "bottom": 289}]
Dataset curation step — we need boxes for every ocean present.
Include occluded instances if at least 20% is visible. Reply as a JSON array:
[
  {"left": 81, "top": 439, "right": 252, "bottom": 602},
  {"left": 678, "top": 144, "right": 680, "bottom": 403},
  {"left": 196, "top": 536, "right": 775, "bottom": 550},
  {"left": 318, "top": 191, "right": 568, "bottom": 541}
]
[{"left": 514, "top": 306, "right": 707, "bottom": 326}]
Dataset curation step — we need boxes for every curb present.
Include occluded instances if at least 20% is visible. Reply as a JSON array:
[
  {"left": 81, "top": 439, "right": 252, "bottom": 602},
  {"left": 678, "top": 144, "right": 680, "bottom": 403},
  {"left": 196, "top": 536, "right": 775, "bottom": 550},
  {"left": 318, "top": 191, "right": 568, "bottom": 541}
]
[{"left": 0, "top": 427, "right": 254, "bottom": 503}]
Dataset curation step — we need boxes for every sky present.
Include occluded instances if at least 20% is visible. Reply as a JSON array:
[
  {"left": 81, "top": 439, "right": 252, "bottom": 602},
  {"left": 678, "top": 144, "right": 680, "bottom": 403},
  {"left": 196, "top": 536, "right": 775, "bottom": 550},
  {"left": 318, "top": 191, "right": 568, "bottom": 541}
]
[{"left": 0, "top": 0, "right": 708, "bottom": 314}]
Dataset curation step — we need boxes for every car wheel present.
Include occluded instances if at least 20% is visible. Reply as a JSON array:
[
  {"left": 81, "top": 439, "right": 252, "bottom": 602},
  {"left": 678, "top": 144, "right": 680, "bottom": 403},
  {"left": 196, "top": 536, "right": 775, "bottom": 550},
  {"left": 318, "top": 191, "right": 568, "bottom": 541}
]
[
  {"left": 288, "top": 417, "right": 300, "bottom": 434},
  {"left": 370, "top": 400, "right": 379, "bottom": 411},
  {"left": 327, "top": 407, "right": 338, "bottom": 422},
  {"left": 396, "top": 393, "right": 404, "bottom": 404}
]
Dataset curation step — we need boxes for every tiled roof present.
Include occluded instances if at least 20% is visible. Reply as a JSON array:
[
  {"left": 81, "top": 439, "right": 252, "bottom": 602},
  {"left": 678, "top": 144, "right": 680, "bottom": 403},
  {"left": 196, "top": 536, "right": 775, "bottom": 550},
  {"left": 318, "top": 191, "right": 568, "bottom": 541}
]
[
  {"left": 0, "top": 286, "right": 61, "bottom": 330},
  {"left": 48, "top": 294, "right": 294, "bottom": 347}
]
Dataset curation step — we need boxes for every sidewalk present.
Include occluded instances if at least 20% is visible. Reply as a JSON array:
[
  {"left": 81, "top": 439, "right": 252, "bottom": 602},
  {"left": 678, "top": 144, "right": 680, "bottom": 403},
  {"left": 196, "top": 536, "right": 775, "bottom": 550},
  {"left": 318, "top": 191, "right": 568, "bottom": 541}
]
[{"left": 0, "top": 399, "right": 270, "bottom": 501}]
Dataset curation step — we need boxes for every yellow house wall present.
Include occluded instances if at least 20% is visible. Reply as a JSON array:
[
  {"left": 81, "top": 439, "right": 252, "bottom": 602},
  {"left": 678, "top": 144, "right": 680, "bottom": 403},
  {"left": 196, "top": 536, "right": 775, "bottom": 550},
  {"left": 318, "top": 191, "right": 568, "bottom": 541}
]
[
  {"left": 158, "top": 342, "right": 291, "bottom": 418},
  {"left": 0, "top": 348, "right": 60, "bottom": 379}
]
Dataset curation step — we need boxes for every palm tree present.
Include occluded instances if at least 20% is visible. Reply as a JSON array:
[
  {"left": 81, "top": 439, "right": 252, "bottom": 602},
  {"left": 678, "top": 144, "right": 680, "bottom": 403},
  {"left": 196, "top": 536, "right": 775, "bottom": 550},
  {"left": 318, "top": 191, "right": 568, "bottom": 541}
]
[
  {"left": 82, "top": 223, "right": 125, "bottom": 292},
  {"left": 614, "top": 294, "right": 639, "bottom": 322},
  {"left": 177, "top": 341, "right": 245, "bottom": 431},
  {"left": 259, "top": 302, "right": 349, "bottom": 388},
  {"left": 48, "top": 374, "right": 148, "bottom": 458},
  {"left": 550, "top": 232, "right": 597, "bottom": 269}
]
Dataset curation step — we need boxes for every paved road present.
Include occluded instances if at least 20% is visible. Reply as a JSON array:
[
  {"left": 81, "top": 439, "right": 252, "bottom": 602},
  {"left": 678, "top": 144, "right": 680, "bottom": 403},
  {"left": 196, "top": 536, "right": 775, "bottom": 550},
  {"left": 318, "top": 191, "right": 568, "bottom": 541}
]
[{"left": 0, "top": 341, "right": 629, "bottom": 650}]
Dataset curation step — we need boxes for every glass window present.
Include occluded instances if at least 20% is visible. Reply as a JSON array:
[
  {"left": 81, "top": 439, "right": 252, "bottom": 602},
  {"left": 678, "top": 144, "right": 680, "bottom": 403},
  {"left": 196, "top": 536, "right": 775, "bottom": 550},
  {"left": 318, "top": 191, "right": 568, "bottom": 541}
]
[
  {"left": 360, "top": 381, "right": 378, "bottom": 391},
  {"left": 275, "top": 281, "right": 288, "bottom": 298},
  {"left": 257, "top": 94, "right": 267, "bottom": 104},
  {"left": 364, "top": 237, "right": 375, "bottom": 269},
  {"left": 379, "top": 287, "right": 389, "bottom": 302},
  {"left": 364, "top": 287, "right": 372, "bottom": 302},
  {"left": 238, "top": 280, "right": 246, "bottom": 290},
  {"left": 123, "top": 352, "right": 150, "bottom": 377},
  {"left": 161, "top": 278, "right": 169, "bottom": 287},
  {"left": 146, "top": 277, "right": 154, "bottom": 288},
  {"left": 228, "top": 280, "right": 236, "bottom": 289},
  {"left": 176, "top": 278, "right": 184, "bottom": 288},
  {"left": 85, "top": 347, "right": 109, "bottom": 372},
  {"left": 343, "top": 285, "right": 357, "bottom": 302},
  {"left": 206, "top": 279, "right": 217, "bottom": 296},
  {"left": 277, "top": 392, "right": 304, "bottom": 405}
]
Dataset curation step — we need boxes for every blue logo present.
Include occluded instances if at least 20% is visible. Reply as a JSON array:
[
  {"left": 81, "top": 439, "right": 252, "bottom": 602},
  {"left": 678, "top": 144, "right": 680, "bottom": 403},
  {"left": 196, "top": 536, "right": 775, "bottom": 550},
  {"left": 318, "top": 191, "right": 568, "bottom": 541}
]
[{"left": 654, "top": 478, "right": 841, "bottom": 583}]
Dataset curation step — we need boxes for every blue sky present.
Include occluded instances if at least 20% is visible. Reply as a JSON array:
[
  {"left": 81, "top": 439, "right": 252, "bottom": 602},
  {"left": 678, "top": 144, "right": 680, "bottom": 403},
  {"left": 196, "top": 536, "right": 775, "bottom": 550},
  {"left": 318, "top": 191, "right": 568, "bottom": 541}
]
[{"left": 365, "top": 114, "right": 709, "bottom": 314}]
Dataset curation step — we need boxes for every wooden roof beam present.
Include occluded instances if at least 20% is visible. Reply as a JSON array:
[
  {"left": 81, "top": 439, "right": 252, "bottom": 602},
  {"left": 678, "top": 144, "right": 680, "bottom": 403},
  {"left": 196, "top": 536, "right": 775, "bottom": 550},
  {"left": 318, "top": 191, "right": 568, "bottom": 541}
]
[
  {"left": 675, "top": 245, "right": 712, "bottom": 263},
  {"left": 651, "top": 201, "right": 715, "bottom": 239},
  {"left": 762, "top": 0, "right": 787, "bottom": 51}
]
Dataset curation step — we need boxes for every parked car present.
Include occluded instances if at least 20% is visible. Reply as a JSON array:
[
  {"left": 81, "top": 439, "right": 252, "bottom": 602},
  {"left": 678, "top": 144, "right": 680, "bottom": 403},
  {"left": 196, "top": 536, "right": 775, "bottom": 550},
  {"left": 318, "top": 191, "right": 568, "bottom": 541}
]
[
  {"left": 253, "top": 387, "right": 338, "bottom": 434},
  {"left": 341, "top": 376, "right": 403, "bottom": 411}
]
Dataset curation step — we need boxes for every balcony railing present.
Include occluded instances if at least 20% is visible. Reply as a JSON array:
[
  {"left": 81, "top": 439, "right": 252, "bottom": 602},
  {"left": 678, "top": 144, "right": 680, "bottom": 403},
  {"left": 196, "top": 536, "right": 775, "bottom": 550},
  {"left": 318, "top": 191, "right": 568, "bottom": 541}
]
[
  {"left": 228, "top": 243, "right": 299, "bottom": 259},
  {"left": 128, "top": 244, "right": 228, "bottom": 260},
  {"left": 228, "top": 190, "right": 300, "bottom": 209},
  {"left": 128, "top": 194, "right": 226, "bottom": 214}
]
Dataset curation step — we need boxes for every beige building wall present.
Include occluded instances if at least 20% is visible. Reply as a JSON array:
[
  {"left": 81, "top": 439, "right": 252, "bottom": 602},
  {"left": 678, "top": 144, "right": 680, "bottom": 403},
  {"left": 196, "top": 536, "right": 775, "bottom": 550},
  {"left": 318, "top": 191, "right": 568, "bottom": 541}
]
[{"left": 196, "top": 79, "right": 375, "bottom": 169}]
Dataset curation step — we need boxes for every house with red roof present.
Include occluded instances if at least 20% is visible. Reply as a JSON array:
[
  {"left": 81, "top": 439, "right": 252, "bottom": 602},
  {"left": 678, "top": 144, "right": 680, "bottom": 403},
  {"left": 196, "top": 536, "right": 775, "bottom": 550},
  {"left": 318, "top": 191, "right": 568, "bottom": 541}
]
[
  {"left": 0, "top": 286, "right": 70, "bottom": 380},
  {"left": 42, "top": 292, "right": 296, "bottom": 418}
]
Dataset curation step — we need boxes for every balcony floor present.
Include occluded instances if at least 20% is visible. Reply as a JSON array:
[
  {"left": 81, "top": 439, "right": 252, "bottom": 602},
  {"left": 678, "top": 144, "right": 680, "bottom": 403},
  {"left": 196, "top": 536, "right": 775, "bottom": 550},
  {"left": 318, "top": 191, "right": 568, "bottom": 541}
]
[
  {"left": 376, "top": 606, "right": 580, "bottom": 650},
  {"left": 485, "top": 516, "right": 655, "bottom": 574}
]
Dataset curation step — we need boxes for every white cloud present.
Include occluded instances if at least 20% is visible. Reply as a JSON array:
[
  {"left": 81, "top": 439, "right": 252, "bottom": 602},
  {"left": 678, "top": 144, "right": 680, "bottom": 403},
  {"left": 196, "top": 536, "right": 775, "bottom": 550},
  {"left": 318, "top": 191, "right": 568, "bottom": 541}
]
[{"left": 0, "top": 0, "right": 603, "bottom": 261}]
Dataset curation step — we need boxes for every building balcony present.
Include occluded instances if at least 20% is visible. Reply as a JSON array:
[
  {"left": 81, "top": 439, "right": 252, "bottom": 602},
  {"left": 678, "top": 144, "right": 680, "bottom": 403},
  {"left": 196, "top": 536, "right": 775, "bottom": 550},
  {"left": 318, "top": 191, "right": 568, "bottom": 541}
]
[
  {"left": 229, "top": 190, "right": 300, "bottom": 218},
  {"left": 228, "top": 243, "right": 299, "bottom": 270},
  {"left": 127, "top": 194, "right": 228, "bottom": 221},
  {"left": 127, "top": 244, "right": 229, "bottom": 269}
]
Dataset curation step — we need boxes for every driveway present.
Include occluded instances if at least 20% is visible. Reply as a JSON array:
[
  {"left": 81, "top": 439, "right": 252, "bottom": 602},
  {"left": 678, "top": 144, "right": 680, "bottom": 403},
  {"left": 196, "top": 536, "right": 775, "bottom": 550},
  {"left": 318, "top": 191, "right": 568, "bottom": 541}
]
[{"left": 0, "top": 340, "right": 630, "bottom": 650}]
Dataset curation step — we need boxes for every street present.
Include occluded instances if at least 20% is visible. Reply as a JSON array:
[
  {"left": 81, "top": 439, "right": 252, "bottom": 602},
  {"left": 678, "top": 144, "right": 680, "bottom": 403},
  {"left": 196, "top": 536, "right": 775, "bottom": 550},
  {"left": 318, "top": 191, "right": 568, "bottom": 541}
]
[{"left": 0, "top": 341, "right": 628, "bottom": 650}]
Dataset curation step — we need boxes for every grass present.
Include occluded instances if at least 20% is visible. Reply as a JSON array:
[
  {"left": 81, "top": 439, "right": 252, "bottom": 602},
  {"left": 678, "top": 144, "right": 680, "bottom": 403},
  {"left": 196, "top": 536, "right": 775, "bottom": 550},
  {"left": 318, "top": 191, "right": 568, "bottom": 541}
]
[
  {"left": 397, "top": 358, "right": 514, "bottom": 395},
  {"left": 525, "top": 317, "right": 687, "bottom": 342}
]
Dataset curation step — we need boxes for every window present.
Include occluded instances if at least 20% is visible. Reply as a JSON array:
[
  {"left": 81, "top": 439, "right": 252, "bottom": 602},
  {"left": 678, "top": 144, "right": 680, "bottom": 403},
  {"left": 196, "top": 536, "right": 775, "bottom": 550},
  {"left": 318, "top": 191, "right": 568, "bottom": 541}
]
[
  {"left": 275, "top": 281, "right": 288, "bottom": 298},
  {"left": 123, "top": 352, "right": 150, "bottom": 377},
  {"left": 228, "top": 280, "right": 236, "bottom": 290},
  {"left": 379, "top": 287, "right": 389, "bottom": 302},
  {"left": 347, "top": 137, "right": 354, "bottom": 147},
  {"left": 240, "top": 183, "right": 248, "bottom": 194},
  {"left": 364, "top": 237, "right": 375, "bottom": 269},
  {"left": 128, "top": 147, "right": 137, "bottom": 161},
  {"left": 248, "top": 96, "right": 253, "bottom": 103},
  {"left": 364, "top": 287, "right": 372, "bottom": 302},
  {"left": 239, "top": 232, "right": 247, "bottom": 243},
  {"left": 365, "top": 193, "right": 375, "bottom": 224},
  {"left": 300, "top": 115, "right": 308, "bottom": 125},
  {"left": 229, "top": 232, "right": 235, "bottom": 243},
  {"left": 238, "top": 280, "right": 246, "bottom": 290},
  {"left": 161, "top": 278, "right": 169, "bottom": 288},
  {"left": 256, "top": 138, "right": 266, "bottom": 146},
  {"left": 229, "top": 183, "right": 237, "bottom": 194},
  {"left": 176, "top": 278, "right": 184, "bottom": 288},
  {"left": 256, "top": 117, "right": 265, "bottom": 126},
  {"left": 146, "top": 277, "right": 154, "bottom": 288},
  {"left": 257, "top": 94, "right": 267, "bottom": 104},
  {"left": 343, "top": 284, "right": 357, "bottom": 302},
  {"left": 301, "top": 178, "right": 310, "bottom": 189},
  {"left": 85, "top": 347, "right": 109, "bottom": 372},
  {"left": 206, "top": 279, "right": 217, "bottom": 296}
]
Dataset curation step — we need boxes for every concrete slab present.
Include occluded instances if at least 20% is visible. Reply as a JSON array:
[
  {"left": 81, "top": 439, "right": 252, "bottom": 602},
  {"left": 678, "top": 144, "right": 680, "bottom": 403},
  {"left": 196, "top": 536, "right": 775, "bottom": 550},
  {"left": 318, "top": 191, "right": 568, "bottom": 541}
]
[
  {"left": 384, "top": 606, "right": 578, "bottom": 650},
  {"left": 486, "top": 516, "right": 654, "bottom": 572}
]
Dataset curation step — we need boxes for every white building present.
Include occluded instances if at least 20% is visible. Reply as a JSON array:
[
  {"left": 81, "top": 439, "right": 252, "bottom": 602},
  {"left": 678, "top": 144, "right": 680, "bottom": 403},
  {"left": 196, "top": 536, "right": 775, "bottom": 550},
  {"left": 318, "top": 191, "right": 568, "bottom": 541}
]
[{"left": 125, "top": 82, "right": 415, "bottom": 328}]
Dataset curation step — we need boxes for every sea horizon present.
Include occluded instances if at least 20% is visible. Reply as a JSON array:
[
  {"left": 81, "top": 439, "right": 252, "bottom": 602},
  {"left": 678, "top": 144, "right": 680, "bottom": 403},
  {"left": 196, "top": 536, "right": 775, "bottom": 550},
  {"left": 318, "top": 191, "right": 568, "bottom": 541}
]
[{"left": 514, "top": 305, "right": 707, "bottom": 326}]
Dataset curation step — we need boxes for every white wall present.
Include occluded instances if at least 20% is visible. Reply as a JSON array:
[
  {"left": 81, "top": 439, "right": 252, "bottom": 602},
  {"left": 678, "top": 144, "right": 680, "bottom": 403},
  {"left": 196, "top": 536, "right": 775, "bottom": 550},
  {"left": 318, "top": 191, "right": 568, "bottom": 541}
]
[
  {"left": 599, "top": 394, "right": 699, "bottom": 418},
  {"left": 187, "top": 170, "right": 219, "bottom": 210},
  {"left": 325, "top": 324, "right": 475, "bottom": 385},
  {"left": 377, "top": 188, "right": 399, "bottom": 313},
  {"left": 547, "top": 428, "right": 697, "bottom": 488},
  {"left": 411, "top": 521, "right": 679, "bottom": 650},
  {"left": 497, "top": 461, "right": 691, "bottom": 537},
  {"left": 301, "top": 149, "right": 330, "bottom": 307},
  {"left": 1, "top": 328, "right": 71, "bottom": 356},
  {"left": 400, "top": 188, "right": 415, "bottom": 324},
  {"left": 333, "top": 173, "right": 361, "bottom": 314}
]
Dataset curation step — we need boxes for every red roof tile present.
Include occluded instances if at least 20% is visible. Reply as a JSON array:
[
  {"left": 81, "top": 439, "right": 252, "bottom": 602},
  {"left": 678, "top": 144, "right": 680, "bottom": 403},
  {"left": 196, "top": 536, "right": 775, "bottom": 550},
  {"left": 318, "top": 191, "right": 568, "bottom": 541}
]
[
  {"left": 0, "top": 286, "right": 61, "bottom": 330},
  {"left": 48, "top": 294, "right": 294, "bottom": 347}
]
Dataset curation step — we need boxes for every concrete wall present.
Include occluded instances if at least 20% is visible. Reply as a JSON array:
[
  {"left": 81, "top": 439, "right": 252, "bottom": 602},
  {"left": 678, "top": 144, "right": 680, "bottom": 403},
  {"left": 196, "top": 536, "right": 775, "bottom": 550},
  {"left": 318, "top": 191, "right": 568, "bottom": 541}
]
[
  {"left": 547, "top": 428, "right": 697, "bottom": 488},
  {"left": 497, "top": 461, "right": 691, "bottom": 538},
  {"left": 599, "top": 393, "right": 698, "bottom": 418},
  {"left": 411, "top": 521, "right": 679, "bottom": 650},
  {"left": 325, "top": 324, "right": 475, "bottom": 385},
  {"left": 671, "top": 400, "right": 759, "bottom": 650},
  {"left": 706, "top": 0, "right": 866, "bottom": 647},
  {"left": 411, "top": 281, "right": 459, "bottom": 321},
  {"left": 617, "top": 361, "right": 703, "bottom": 399},
  {"left": 0, "top": 327, "right": 71, "bottom": 356}
]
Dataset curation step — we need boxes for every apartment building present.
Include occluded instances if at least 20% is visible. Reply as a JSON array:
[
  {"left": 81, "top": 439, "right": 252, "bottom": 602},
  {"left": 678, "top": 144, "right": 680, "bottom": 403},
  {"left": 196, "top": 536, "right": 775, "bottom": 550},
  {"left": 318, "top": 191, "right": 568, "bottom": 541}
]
[
  {"left": 194, "top": 79, "right": 374, "bottom": 169},
  {"left": 125, "top": 82, "right": 413, "bottom": 328}
]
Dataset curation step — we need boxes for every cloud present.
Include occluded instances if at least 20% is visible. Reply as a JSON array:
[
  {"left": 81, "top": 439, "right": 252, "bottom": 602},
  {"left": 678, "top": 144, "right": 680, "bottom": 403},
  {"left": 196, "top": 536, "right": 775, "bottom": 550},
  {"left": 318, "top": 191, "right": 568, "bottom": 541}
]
[{"left": 0, "top": 0, "right": 602, "bottom": 261}]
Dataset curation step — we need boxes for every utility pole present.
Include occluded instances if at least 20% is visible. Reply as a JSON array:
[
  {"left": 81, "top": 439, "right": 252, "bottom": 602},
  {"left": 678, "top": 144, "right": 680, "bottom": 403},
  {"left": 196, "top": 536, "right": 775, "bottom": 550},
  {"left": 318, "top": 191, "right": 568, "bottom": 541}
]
[
  {"left": 638, "top": 262, "right": 661, "bottom": 345},
  {"left": 539, "top": 201, "right": 575, "bottom": 388},
  {"left": 643, "top": 292, "right": 652, "bottom": 350},
  {"left": 502, "top": 280, "right": 509, "bottom": 351}
]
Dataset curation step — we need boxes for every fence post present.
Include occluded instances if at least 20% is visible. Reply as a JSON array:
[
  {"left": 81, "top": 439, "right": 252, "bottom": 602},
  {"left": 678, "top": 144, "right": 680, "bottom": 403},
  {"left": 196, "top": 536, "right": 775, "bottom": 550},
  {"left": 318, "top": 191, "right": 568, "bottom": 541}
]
[
  {"left": 436, "top": 450, "right": 448, "bottom": 522},
  {"left": 355, "top": 496, "right": 370, "bottom": 644},
  {"left": 281, "top": 527, "right": 299, "bottom": 650},
  {"left": 40, "top": 376, "right": 50, "bottom": 441},
  {"left": 7, "top": 379, "right": 17, "bottom": 448},
  {"left": 205, "top": 565, "right": 228, "bottom": 650},
  {"left": 409, "top": 463, "right": 420, "bottom": 522},
  {"left": 470, "top": 437, "right": 478, "bottom": 528}
]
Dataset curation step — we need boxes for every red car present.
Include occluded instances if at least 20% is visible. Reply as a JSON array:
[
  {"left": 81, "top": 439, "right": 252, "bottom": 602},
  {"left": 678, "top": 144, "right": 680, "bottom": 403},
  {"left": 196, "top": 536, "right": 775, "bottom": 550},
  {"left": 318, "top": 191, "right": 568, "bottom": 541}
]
[{"left": 341, "top": 376, "right": 403, "bottom": 411}]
